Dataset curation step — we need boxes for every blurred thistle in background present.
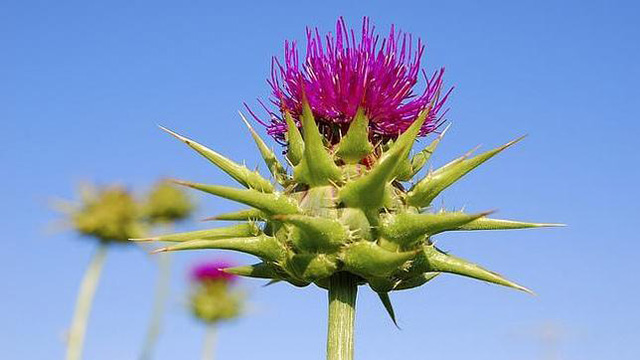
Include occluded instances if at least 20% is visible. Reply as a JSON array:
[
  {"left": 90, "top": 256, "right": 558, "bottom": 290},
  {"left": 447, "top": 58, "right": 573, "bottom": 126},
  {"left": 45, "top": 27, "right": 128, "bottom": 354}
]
[
  {"left": 55, "top": 181, "right": 195, "bottom": 360},
  {"left": 138, "top": 181, "right": 196, "bottom": 360},
  {"left": 56, "top": 184, "right": 145, "bottom": 360},
  {"left": 189, "top": 260, "right": 244, "bottom": 360}
]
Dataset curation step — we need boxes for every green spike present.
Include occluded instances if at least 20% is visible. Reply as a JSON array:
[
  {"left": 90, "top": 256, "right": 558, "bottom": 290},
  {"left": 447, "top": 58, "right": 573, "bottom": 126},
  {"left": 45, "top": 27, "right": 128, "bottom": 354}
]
[
  {"left": 342, "top": 242, "right": 417, "bottom": 278},
  {"left": 174, "top": 181, "right": 299, "bottom": 216},
  {"left": 394, "top": 273, "right": 440, "bottom": 291},
  {"left": 131, "top": 223, "right": 259, "bottom": 242},
  {"left": 289, "top": 254, "right": 338, "bottom": 281},
  {"left": 224, "top": 262, "right": 280, "bottom": 279},
  {"left": 153, "top": 235, "right": 286, "bottom": 262},
  {"left": 396, "top": 124, "right": 450, "bottom": 181},
  {"left": 274, "top": 214, "right": 348, "bottom": 252},
  {"left": 239, "top": 112, "right": 290, "bottom": 186},
  {"left": 263, "top": 279, "right": 281, "bottom": 287},
  {"left": 160, "top": 126, "right": 274, "bottom": 192},
  {"left": 339, "top": 208, "right": 373, "bottom": 241},
  {"left": 407, "top": 137, "right": 525, "bottom": 208},
  {"left": 339, "top": 111, "right": 427, "bottom": 209},
  {"left": 335, "top": 108, "right": 374, "bottom": 164},
  {"left": 454, "top": 217, "right": 565, "bottom": 231},
  {"left": 203, "top": 208, "right": 266, "bottom": 221},
  {"left": 285, "top": 111, "right": 304, "bottom": 166},
  {"left": 380, "top": 211, "right": 492, "bottom": 245},
  {"left": 377, "top": 292, "right": 399, "bottom": 327},
  {"left": 422, "top": 245, "right": 532, "bottom": 294},
  {"left": 293, "top": 102, "right": 342, "bottom": 186}
]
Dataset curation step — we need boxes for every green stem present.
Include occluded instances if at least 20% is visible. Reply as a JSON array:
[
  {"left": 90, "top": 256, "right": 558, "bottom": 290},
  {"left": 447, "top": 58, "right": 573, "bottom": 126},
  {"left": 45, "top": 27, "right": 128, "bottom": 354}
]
[
  {"left": 66, "top": 243, "right": 108, "bottom": 360},
  {"left": 139, "top": 252, "right": 172, "bottom": 360},
  {"left": 326, "top": 272, "right": 358, "bottom": 360},
  {"left": 201, "top": 324, "right": 217, "bottom": 360}
]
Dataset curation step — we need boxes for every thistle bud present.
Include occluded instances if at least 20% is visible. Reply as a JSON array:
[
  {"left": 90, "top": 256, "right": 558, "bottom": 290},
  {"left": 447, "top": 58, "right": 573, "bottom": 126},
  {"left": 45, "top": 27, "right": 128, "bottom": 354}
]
[
  {"left": 143, "top": 181, "right": 195, "bottom": 224},
  {"left": 69, "top": 184, "right": 144, "bottom": 243},
  {"left": 190, "top": 261, "right": 243, "bottom": 324}
]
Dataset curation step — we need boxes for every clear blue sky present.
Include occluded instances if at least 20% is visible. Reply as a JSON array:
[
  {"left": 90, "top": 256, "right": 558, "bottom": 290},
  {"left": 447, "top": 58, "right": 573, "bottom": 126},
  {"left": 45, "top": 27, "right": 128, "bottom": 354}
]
[{"left": 1, "top": 0, "right": 639, "bottom": 359}]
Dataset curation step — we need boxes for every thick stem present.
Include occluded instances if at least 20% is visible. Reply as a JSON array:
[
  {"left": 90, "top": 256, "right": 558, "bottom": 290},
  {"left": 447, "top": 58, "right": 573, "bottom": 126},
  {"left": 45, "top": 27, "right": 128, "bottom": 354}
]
[
  {"left": 66, "top": 244, "right": 108, "bottom": 360},
  {"left": 326, "top": 272, "right": 358, "bottom": 360},
  {"left": 139, "top": 252, "right": 172, "bottom": 360},
  {"left": 201, "top": 324, "right": 217, "bottom": 360}
]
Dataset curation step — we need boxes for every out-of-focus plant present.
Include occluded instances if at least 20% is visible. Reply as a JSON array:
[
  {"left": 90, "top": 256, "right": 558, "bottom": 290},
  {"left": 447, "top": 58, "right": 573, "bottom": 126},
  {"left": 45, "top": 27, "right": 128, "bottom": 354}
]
[
  {"left": 58, "top": 184, "right": 144, "bottom": 360},
  {"left": 57, "top": 181, "right": 195, "bottom": 360},
  {"left": 189, "top": 261, "right": 243, "bottom": 360},
  {"left": 139, "top": 181, "right": 196, "bottom": 360}
]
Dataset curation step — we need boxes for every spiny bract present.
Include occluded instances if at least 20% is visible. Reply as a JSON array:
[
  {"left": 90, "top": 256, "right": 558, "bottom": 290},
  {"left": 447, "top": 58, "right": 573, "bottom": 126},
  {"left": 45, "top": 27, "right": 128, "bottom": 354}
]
[{"left": 143, "top": 104, "right": 559, "bottom": 322}]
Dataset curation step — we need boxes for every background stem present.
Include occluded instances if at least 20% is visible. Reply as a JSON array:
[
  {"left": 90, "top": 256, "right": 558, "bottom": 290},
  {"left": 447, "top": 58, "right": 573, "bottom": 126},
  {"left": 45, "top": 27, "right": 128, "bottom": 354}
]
[
  {"left": 65, "top": 243, "right": 108, "bottom": 360},
  {"left": 139, "top": 252, "right": 172, "bottom": 360},
  {"left": 326, "top": 272, "right": 358, "bottom": 360},
  {"left": 201, "top": 324, "right": 217, "bottom": 360}
]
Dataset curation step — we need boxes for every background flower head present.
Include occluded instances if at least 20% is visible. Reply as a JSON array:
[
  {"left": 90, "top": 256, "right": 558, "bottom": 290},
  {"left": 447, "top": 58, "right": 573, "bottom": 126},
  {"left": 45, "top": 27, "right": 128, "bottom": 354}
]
[{"left": 191, "top": 260, "right": 237, "bottom": 283}]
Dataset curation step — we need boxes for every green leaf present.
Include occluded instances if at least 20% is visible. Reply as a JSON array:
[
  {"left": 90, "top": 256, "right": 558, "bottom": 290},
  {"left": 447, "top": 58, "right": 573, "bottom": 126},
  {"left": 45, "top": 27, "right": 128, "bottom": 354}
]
[
  {"left": 339, "top": 111, "right": 427, "bottom": 209},
  {"left": 421, "top": 245, "right": 533, "bottom": 294},
  {"left": 239, "top": 112, "right": 290, "bottom": 186},
  {"left": 335, "top": 108, "right": 374, "bottom": 164},
  {"left": 393, "top": 273, "right": 440, "bottom": 291},
  {"left": 274, "top": 214, "right": 348, "bottom": 252},
  {"left": 284, "top": 111, "right": 304, "bottom": 166},
  {"left": 407, "top": 136, "right": 525, "bottom": 208},
  {"left": 153, "top": 235, "right": 286, "bottom": 262},
  {"left": 293, "top": 102, "right": 342, "bottom": 186},
  {"left": 454, "top": 217, "right": 565, "bottom": 231},
  {"left": 377, "top": 292, "right": 399, "bottom": 327},
  {"left": 160, "top": 126, "right": 274, "bottom": 192},
  {"left": 396, "top": 124, "right": 450, "bottom": 181},
  {"left": 203, "top": 208, "right": 266, "bottom": 221},
  {"left": 131, "top": 223, "right": 259, "bottom": 242},
  {"left": 224, "top": 262, "right": 280, "bottom": 279},
  {"left": 380, "top": 211, "right": 492, "bottom": 245},
  {"left": 173, "top": 180, "right": 299, "bottom": 215},
  {"left": 342, "top": 242, "right": 417, "bottom": 278}
]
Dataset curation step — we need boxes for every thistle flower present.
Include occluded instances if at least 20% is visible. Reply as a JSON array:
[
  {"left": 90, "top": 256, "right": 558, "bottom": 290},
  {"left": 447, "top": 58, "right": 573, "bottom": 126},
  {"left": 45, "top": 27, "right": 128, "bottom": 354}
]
[
  {"left": 250, "top": 17, "right": 451, "bottom": 144},
  {"left": 146, "top": 17, "right": 561, "bottom": 360},
  {"left": 191, "top": 260, "right": 237, "bottom": 283},
  {"left": 190, "top": 261, "right": 243, "bottom": 324},
  {"left": 69, "top": 184, "right": 145, "bottom": 243},
  {"left": 58, "top": 184, "right": 146, "bottom": 360}
]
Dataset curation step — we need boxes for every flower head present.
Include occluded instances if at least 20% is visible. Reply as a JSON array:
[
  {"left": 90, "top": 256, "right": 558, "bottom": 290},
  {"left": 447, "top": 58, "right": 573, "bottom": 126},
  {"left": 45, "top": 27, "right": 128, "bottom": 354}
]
[
  {"left": 251, "top": 17, "right": 451, "bottom": 144},
  {"left": 191, "top": 260, "right": 236, "bottom": 283},
  {"left": 143, "top": 181, "right": 195, "bottom": 224},
  {"left": 67, "top": 184, "right": 144, "bottom": 243}
]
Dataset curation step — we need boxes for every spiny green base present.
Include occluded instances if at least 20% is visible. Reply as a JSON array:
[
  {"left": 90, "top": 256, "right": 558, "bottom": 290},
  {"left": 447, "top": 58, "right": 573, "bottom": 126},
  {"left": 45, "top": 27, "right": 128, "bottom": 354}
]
[
  {"left": 327, "top": 273, "right": 358, "bottom": 360},
  {"left": 147, "top": 106, "right": 561, "bottom": 326}
]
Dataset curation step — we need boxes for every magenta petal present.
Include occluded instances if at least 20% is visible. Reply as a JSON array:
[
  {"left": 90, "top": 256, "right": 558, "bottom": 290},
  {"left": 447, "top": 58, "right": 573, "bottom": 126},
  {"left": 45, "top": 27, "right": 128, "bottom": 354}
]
[
  {"left": 253, "top": 17, "right": 452, "bottom": 142},
  {"left": 191, "top": 260, "right": 237, "bottom": 283}
]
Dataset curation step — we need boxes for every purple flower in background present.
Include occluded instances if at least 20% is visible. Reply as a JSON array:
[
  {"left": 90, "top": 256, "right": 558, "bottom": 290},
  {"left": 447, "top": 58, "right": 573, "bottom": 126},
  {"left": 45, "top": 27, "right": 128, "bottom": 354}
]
[
  {"left": 191, "top": 260, "right": 236, "bottom": 283},
  {"left": 249, "top": 17, "right": 452, "bottom": 143}
]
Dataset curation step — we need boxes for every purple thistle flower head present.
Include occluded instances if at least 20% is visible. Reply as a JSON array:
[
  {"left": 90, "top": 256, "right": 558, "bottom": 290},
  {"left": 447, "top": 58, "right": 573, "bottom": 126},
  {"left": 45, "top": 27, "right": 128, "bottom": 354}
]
[
  {"left": 191, "top": 260, "right": 236, "bottom": 283},
  {"left": 250, "top": 17, "right": 452, "bottom": 144}
]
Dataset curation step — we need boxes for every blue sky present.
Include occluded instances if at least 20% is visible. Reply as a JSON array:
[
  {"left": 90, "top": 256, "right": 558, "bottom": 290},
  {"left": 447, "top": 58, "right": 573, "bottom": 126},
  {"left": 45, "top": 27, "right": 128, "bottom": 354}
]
[{"left": 1, "top": 0, "right": 639, "bottom": 359}]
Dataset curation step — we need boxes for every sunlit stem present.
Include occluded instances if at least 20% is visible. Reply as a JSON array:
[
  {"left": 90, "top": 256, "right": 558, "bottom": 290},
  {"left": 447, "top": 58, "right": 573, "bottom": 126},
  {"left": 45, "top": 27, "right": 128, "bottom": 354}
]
[
  {"left": 201, "top": 324, "right": 217, "bottom": 360},
  {"left": 139, "top": 252, "right": 172, "bottom": 360},
  {"left": 326, "top": 272, "right": 358, "bottom": 360},
  {"left": 66, "top": 243, "right": 108, "bottom": 360}
]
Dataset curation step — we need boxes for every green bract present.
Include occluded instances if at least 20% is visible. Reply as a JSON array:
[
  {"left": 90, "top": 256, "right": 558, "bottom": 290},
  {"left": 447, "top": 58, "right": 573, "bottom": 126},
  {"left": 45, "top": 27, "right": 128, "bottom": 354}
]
[
  {"left": 72, "top": 185, "right": 145, "bottom": 243},
  {"left": 149, "top": 106, "right": 560, "bottom": 321},
  {"left": 191, "top": 281, "right": 243, "bottom": 324}
]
